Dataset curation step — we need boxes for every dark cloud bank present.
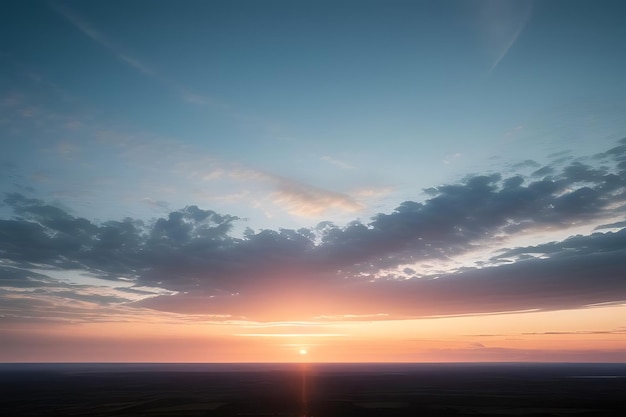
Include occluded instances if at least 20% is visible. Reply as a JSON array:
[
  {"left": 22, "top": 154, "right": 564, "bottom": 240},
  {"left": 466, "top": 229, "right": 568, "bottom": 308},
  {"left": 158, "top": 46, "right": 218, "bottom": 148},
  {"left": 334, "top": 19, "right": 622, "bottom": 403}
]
[{"left": 1, "top": 139, "right": 626, "bottom": 321}]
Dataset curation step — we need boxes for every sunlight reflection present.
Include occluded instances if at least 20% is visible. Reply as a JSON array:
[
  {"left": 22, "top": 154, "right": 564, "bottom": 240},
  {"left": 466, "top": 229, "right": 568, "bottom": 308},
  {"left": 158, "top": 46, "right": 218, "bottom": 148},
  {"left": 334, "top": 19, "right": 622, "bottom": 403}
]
[{"left": 300, "top": 361, "right": 309, "bottom": 417}]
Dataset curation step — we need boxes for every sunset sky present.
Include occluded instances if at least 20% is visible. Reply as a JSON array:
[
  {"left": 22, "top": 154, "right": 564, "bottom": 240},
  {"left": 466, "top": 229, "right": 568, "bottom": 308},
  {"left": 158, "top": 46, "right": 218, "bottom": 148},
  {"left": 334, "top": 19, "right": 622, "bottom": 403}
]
[{"left": 1, "top": 0, "right": 626, "bottom": 362}]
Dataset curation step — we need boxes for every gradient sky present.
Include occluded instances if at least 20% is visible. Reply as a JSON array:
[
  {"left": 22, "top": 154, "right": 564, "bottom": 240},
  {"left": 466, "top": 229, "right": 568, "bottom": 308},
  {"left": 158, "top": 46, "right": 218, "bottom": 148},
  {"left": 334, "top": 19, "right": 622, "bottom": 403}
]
[{"left": 1, "top": 0, "right": 626, "bottom": 362}]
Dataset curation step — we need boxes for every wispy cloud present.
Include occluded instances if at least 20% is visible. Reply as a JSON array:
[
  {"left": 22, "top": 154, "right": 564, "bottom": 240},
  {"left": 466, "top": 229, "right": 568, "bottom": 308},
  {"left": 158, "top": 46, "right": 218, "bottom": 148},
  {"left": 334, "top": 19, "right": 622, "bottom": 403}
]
[
  {"left": 48, "top": 1, "right": 156, "bottom": 77},
  {"left": 477, "top": 0, "right": 534, "bottom": 73},
  {"left": 226, "top": 167, "right": 364, "bottom": 217},
  {"left": 443, "top": 152, "right": 462, "bottom": 165},
  {"left": 522, "top": 329, "right": 626, "bottom": 336},
  {"left": 321, "top": 155, "right": 355, "bottom": 170},
  {"left": 48, "top": 0, "right": 219, "bottom": 107},
  {"left": 269, "top": 175, "right": 364, "bottom": 217},
  {"left": 234, "top": 333, "right": 346, "bottom": 338}
]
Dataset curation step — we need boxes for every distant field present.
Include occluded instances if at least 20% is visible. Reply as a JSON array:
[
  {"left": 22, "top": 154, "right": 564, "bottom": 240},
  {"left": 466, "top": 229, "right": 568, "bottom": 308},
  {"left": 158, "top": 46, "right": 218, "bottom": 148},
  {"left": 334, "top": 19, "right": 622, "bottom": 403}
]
[{"left": 1, "top": 363, "right": 625, "bottom": 416}]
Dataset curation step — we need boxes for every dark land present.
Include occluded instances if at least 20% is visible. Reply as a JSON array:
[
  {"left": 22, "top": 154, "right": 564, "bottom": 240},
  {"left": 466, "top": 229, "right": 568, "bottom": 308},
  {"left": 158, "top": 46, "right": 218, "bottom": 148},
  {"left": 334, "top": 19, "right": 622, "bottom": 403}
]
[{"left": 1, "top": 363, "right": 626, "bottom": 416}]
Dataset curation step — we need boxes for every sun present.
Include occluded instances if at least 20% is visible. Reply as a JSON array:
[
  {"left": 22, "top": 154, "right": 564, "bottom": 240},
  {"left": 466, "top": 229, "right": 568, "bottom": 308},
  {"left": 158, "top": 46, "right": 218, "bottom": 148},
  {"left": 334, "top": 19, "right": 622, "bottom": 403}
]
[{"left": 299, "top": 348, "right": 308, "bottom": 355}]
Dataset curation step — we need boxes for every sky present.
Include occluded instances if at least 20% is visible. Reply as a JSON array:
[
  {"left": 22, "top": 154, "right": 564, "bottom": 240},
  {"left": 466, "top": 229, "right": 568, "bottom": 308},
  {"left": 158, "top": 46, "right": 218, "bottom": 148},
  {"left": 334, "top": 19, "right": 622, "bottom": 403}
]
[{"left": 1, "top": 0, "right": 626, "bottom": 363}]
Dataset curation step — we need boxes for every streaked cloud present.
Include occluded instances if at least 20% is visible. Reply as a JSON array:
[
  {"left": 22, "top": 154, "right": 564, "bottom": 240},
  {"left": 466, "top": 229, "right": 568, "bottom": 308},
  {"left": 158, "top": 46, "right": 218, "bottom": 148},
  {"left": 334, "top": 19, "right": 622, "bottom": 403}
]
[
  {"left": 234, "top": 333, "right": 347, "bottom": 338},
  {"left": 321, "top": 155, "right": 355, "bottom": 170},
  {"left": 226, "top": 167, "right": 364, "bottom": 217},
  {"left": 48, "top": 0, "right": 217, "bottom": 107},
  {"left": 48, "top": 1, "right": 157, "bottom": 77},
  {"left": 477, "top": 0, "right": 534, "bottom": 73}
]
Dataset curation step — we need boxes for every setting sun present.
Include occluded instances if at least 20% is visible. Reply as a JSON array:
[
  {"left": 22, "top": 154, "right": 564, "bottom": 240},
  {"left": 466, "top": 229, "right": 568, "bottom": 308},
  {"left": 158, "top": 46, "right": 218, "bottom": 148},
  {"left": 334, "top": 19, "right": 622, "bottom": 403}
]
[{"left": 299, "top": 349, "right": 308, "bottom": 356}]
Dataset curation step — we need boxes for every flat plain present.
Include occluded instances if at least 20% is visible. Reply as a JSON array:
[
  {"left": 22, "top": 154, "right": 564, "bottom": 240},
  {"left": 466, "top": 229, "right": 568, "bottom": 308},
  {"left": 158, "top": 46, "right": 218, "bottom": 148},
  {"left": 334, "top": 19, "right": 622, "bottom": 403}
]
[{"left": 1, "top": 363, "right": 625, "bottom": 416}]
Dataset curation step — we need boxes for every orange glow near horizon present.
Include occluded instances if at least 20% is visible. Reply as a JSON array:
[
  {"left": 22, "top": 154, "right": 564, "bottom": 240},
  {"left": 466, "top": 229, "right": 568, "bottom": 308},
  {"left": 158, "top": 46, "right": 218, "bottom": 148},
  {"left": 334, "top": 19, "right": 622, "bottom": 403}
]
[{"left": 1, "top": 304, "right": 625, "bottom": 363}]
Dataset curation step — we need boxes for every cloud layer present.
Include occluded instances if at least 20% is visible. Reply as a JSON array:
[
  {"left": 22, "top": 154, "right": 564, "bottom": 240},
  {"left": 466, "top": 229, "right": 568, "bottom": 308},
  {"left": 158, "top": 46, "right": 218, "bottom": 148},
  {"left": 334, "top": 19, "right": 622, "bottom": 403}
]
[{"left": 1, "top": 139, "right": 626, "bottom": 322}]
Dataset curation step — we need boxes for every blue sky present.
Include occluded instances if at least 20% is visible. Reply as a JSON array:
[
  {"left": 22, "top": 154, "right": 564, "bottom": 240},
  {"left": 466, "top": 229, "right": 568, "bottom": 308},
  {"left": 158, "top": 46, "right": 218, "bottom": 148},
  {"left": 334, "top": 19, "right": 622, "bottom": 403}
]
[
  {"left": 1, "top": 0, "right": 626, "bottom": 361},
  {"left": 2, "top": 0, "right": 624, "bottom": 228}
]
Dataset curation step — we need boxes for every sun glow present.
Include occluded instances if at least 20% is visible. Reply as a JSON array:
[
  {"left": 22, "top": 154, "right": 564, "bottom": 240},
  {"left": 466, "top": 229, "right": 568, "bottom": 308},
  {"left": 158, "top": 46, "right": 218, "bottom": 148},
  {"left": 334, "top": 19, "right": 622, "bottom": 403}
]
[{"left": 299, "top": 348, "right": 308, "bottom": 355}]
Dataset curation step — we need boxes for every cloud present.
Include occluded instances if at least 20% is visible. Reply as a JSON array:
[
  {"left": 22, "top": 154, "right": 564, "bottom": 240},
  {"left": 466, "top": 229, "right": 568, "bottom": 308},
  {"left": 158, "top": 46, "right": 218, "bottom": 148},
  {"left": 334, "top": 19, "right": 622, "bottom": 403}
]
[
  {"left": 421, "top": 346, "right": 626, "bottom": 362},
  {"left": 531, "top": 165, "right": 555, "bottom": 177},
  {"left": 512, "top": 159, "right": 540, "bottom": 170},
  {"left": 493, "top": 229, "right": 626, "bottom": 262},
  {"left": 0, "top": 268, "right": 176, "bottom": 326},
  {"left": 595, "top": 219, "right": 626, "bottom": 230},
  {"left": 522, "top": 329, "right": 626, "bottom": 336},
  {"left": 313, "top": 313, "right": 389, "bottom": 321},
  {"left": 321, "top": 155, "right": 355, "bottom": 170},
  {"left": 2, "top": 139, "right": 626, "bottom": 322},
  {"left": 141, "top": 197, "right": 170, "bottom": 211},
  {"left": 465, "top": 327, "right": 626, "bottom": 337},
  {"left": 477, "top": 0, "right": 534, "bottom": 73},
  {"left": 48, "top": 1, "right": 218, "bottom": 107},
  {"left": 48, "top": 1, "right": 156, "bottom": 77},
  {"left": 442, "top": 152, "right": 462, "bottom": 165},
  {"left": 0, "top": 266, "right": 52, "bottom": 289},
  {"left": 187, "top": 162, "right": 364, "bottom": 217},
  {"left": 229, "top": 168, "right": 364, "bottom": 217},
  {"left": 270, "top": 177, "right": 363, "bottom": 217}
]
